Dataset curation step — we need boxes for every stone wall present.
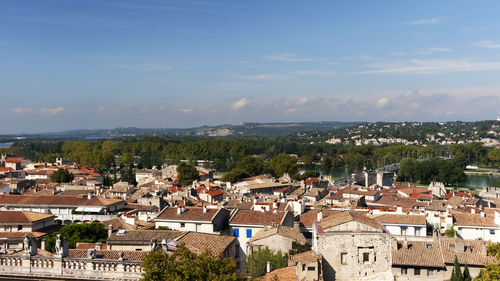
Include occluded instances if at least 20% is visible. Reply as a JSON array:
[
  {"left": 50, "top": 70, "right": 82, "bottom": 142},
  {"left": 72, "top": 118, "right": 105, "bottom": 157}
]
[{"left": 316, "top": 232, "right": 392, "bottom": 281}]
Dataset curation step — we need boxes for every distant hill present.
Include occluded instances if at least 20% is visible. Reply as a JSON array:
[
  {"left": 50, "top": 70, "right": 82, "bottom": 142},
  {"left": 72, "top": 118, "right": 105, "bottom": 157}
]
[{"left": 0, "top": 121, "right": 362, "bottom": 142}]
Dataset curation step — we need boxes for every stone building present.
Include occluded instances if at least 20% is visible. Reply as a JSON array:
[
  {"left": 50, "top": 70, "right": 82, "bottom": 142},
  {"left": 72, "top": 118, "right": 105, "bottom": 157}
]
[{"left": 312, "top": 211, "right": 393, "bottom": 281}]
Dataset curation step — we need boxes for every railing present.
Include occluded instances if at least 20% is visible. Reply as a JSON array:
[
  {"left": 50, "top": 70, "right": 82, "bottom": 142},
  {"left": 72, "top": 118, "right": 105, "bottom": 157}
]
[{"left": 0, "top": 254, "right": 142, "bottom": 280}]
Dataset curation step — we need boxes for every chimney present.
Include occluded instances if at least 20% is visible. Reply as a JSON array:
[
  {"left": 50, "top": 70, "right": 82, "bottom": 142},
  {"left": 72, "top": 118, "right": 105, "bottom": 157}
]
[
  {"left": 403, "top": 238, "right": 408, "bottom": 249},
  {"left": 456, "top": 240, "right": 465, "bottom": 253},
  {"left": 396, "top": 206, "right": 402, "bottom": 214},
  {"left": 432, "top": 228, "right": 438, "bottom": 242},
  {"left": 266, "top": 261, "right": 271, "bottom": 273},
  {"left": 481, "top": 244, "right": 487, "bottom": 256},
  {"left": 108, "top": 224, "right": 113, "bottom": 238},
  {"left": 95, "top": 242, "right": 102, "bottom": 250},
  {"left": 293, "top": 221, "right": 300, "bottom": 230},
  {"left": 317, "top": 210, "right": 323, "bottom": 222},
  {"left": 480, "top": 212, "right": 485, "bottom": 218},
  {"left": 471, "top": 208, "right": 475, "bottom": 214},
  {"left": 41, "top": 239, "right": 46, "bottom": 251},
  {"left": 392, "top": 239, "right": 398, "bottom": 251},
  {"left": 203, "top": 206, "right": 207, "bottom": 214}
]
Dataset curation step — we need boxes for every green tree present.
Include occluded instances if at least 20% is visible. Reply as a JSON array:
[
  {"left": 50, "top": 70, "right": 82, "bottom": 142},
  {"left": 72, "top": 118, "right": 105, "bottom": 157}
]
[
  {"left": 399, "top": 158, "right": 418, "bottom": 182},
  {"left": 265, "top": 154, "right": 298, "bottom": 179},
  {"left": 50, "top": 168, "right": 74, "bottom": 184},
  {"left": 221, "top": 169, "right": 249, "bottom": 183},
  {"left": 246, "top": 247, "right": 287, "bottom": 278},
  {"left": 45, "top": 222, "right": 107, "bottom": 252},
  {"left": 488, "top": 149, "right": 500, "bottom": 167},
  {"left": 450, "top": 256, "right": 463, "bottom": 281},
  {"left": 236, "top": 156, "right": 263, "bottom": 176},
  {"left": 463, "top": 264, "right": 471, "bottom": 281},
  {"left": 446, "top": 226, "right": 456, "bottom": 238},
  {"left": 141, "top": 244, "right": 243, "bottom": 281},
  {"left": 177, "top": 162, "right": 200, "bottom": 186},
  {"left": 288, "top": 241, "right": 312, "bottom": 256},
  {"left": 476, "top": 242, "right": 500, "bottom": 281}
]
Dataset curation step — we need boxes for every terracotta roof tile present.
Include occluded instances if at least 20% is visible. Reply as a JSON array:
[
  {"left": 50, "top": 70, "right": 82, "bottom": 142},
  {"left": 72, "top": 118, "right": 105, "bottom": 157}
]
[
  {"left": 371, "top": 214, "right": 426, "bottom": 226},
  {"left": 68, "top": 249, "right": 147, "bottom": 261},
  {"left": 319, "top": 211, "right": 385, "bottom": 232},
  {"left": 176, "top": 232, "right": 236, "bottom": 256},
  {"left": 249, "top": 225, "right": 307, "bottom": 244},
  {"left": 230, "top": 210, "right": 288, "bottom": 226},
  {"left": 291, "top": 250, "right": 322, "bottom": 264},
  {"left": 261, "top": 266, "right": 297, "bottom": 281},
  {"left": 107, "top": 230, "right": 186, "bottom": 244},
  {"left": 156, "top": 207, "right": 222, "bottom": 222},
  {"left": 0, "top": 210, "right": 54, "bottom": 223}
]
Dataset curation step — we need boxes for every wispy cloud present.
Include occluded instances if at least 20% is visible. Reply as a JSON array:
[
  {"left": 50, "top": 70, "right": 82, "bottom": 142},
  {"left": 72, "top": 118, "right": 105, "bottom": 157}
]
[
  {"left": 474, "top": 40, "right": 500, "bottom": 49},
  {"left": 180, "top": 108, "right": 193, "bottom": 114},
  {"left": 415, "top": 47, "right": 452, "bottom": 55},
  {"left": 263, "top": 53, "right": 314, "bottom": 62},
  {"left": 404, "top": 17, "right": 444, "bottom": 25},
  {"left": 353, "top": 59, "right": 500, "bottom": 74},
  {"left": 115, "top": 64, "right": 173, "bottom": 70},
  {"left": 294, "top": 70, "right": 336, "bottom": 77},
  {"left": 375, "top": 97, "right": 389, "bottom": 108},
  {"left": 237, "top": 74, "right": 284, "bottom": 80},
  {"left": 231, "top": 98, "right": 249, "bottom": 111},
  {"left": 40, "top": 107, "right": 64, "bottom": 115},
  {"left": 11, "top": 107, "right": 32, "bottom": 115}
]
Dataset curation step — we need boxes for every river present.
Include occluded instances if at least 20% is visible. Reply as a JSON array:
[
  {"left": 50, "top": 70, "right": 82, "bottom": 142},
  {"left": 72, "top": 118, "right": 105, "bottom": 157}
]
[{"left": 459, "top": 174, "right": 500, "bottom": 188}]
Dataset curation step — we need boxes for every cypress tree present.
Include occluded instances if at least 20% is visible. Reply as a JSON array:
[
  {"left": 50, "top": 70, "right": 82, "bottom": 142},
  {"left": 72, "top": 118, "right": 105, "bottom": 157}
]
[{"left": 463, "top": 264, "right": 471, "bottom": 281}]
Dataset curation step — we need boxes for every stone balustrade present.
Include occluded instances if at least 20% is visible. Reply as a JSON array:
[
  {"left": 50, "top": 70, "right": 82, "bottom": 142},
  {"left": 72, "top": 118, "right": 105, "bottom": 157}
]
[{"left": 0, "top": 254, "right": 142, "bottom": 281}]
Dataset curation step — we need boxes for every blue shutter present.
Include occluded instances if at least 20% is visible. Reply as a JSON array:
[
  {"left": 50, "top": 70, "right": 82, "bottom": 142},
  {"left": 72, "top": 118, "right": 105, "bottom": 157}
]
[
  {"left": 234, "top": 228, "right": 239, "bottom": 237},
  {"left": 246, "top": 229, "right": 252, "bottom": 238}
]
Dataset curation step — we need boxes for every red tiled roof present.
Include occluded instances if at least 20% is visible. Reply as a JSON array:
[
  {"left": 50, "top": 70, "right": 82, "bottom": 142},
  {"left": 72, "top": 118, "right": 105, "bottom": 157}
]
[
  {"left": 156, "top": 207, "right": 221, "bottom": 222},
  {"left": 230, "top": 209, "right": 289, "bottom": 226},
  {"left": 5, "top": 158, "right": 23, "bottom": 163}
]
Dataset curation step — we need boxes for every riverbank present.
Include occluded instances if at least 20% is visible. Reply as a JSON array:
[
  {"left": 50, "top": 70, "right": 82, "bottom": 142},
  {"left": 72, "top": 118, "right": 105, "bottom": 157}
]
[{"left": 464, "top": 171, "right": 500, "bottom": 176}]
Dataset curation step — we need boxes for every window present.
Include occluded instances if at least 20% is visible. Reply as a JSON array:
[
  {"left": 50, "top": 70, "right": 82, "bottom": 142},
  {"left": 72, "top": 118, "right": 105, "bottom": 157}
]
[
  {"left": 307, "top": 266, "right": 315, "bottom": 271},
  {"left": 490, "top": 230, "right": 495, "bottom": 234},
  {"left": 401, "top": 268, "right": 408, "bottom": 275},
  {"left": 414, "top": 268, "right": 421, "bottom": 276},
  {"left": 426, "top": 244, "right": 433, "bottom": 249},
  {"left": 427, "top": 269, "right": 434, "bottom": 276},
  {"left": 341, "top": 253, "right": 348, "bottom": 264},
  {"left": 4, "top": 226, "right": 9, "bottom": 232},
  {"left": 180, "top": 223, "right": 185, "bottom": 228},
  {"left": 363, "top": 253, "right": 370, "bottom": 263},
  {"left": 246, "top": 229, "right": 252, "bottom": 238},
  {"left": 415, "top": 227, "right": 421, "bottom": 236},
  {"left": 302, "top": 264, "right": 306, "bottom": 271},
  {"left": 401, "top": 226, "right": 408, "bottom": 235},
  {"left": 17, "top": 225, "right": 22, "bottom": 231},
  {"left": 234, "top": 228, "right": 239, "bottom": 237}
]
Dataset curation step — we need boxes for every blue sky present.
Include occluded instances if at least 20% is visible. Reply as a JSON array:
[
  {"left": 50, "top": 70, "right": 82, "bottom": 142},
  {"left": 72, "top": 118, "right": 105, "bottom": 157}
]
[{"left": 2, "top": 0, "right": 500, "bottom": 133}]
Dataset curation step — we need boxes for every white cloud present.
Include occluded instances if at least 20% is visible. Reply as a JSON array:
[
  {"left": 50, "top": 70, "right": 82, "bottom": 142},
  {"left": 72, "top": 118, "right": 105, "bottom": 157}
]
[
  {"left": 263, "top": 53, "right": 313, "bottom": 62},
  {"left": 404, "top": 17, "right": 444, "bottom": 25},
  {"left": 40, "top": 107, "right": 64, "bottom": 115},
  {"left": 96, "top": 105, "right": 106, "bottom": 111},
  {"left": 11, "top": 107, "right": 32, "bottom": 115},
  {"left": 294, "top": 70, "right": 336, "bottom": 77},
  {"left": 238, "top": 74, "right": 283, "bottom": 80},
  {"left": 415, "top": 47, "right": 452, "bottom": 55},
  {"left": 284, "top": 107, "right": 297, "bottom": 115},
  {"left": 180, "top": 108, "right": 192, "bottom": 113},
  {"left": 231, "top": 98, "right": 249, "bottom": 111},
  {"left": 115, "top": 64, "right": 173, "bottom": 70},
  {"left": 354, "top": 59, "right": 500, "bottom": 74},
  {"left": 375, "top": 97, "right": 389, "bottom": 108},
  {"left": 474, "top": 40, "right": 500, "bottom": 49}
]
